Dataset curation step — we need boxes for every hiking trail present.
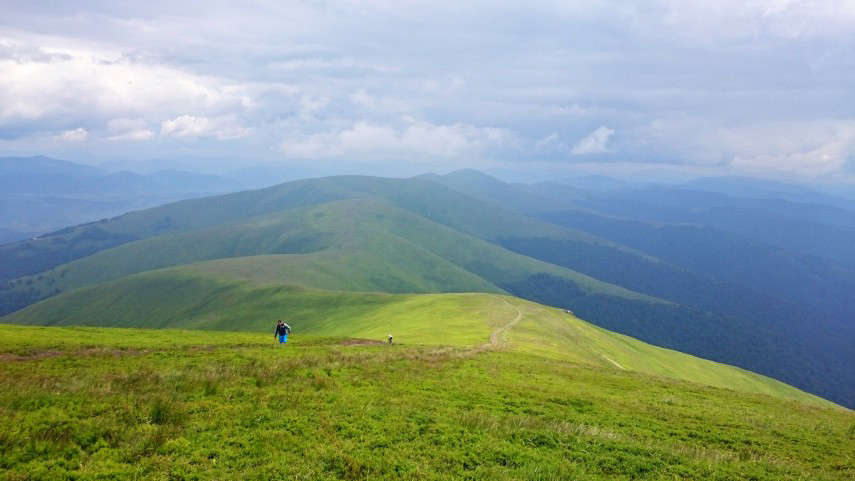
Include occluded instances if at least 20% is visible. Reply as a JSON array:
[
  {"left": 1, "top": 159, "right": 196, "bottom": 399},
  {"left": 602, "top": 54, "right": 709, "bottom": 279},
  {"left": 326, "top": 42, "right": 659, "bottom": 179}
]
[
  {"left": 600, "top": 354, "right": 626, "bottom": 370},
  {"left": 487, "top": 296, "right": 524, "bottom": 348}
]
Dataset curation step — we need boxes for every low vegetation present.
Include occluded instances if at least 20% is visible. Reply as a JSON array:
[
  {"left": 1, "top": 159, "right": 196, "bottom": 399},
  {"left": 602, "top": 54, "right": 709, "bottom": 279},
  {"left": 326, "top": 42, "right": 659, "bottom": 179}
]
[{"left": 1, "top": 323, "right": 851, "bottom": 480}]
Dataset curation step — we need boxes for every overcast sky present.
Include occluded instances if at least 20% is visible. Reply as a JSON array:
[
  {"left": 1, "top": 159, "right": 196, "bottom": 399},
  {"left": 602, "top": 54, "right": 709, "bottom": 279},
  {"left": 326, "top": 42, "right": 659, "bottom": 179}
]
[{"left": 2, "top": 1, "right": 854, "bottom": 181}]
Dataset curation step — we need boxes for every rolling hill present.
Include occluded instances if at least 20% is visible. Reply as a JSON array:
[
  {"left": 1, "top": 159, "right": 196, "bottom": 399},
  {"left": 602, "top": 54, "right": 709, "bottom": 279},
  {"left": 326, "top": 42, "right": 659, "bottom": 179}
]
[
  {"left": 1, "top": 276, "right": 826, "bottom": 407},
  {"left": 1, "top": 171, "right": 852, "bottom": 408}
]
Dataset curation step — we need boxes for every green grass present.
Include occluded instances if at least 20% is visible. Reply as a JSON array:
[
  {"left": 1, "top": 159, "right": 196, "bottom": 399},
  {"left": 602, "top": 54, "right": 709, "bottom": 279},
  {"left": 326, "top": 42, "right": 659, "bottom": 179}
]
[
  {"left": 3, "top": 273, "right": 494, "bottom": 346},
  {"left": 0, "top": 324, "right": 851, "bottom": 480},
  {"left": 10, "top": 195, "right": 655, "bottom": 308},
  {"left": 2, "top": 281, "right": 828, "bottom": 406}
]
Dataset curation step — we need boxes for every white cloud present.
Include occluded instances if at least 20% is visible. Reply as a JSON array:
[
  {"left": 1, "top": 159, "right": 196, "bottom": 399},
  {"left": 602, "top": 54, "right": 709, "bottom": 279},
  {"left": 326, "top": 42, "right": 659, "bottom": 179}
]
[
  {"left": 350, "top": 89, "right": 375, "bottom": 109},
  {"left": 571, "top": 126, "right": 615, "bottom": 155},
  {"left": 0, "top": 39, "right": 71, "bottom": 63},
  {"left": 658, "top": 0, "right": 855, "bottom": 42},
  {"left": 641, "top": 117, "right": 855, "bottom": 173},
  {"left": 161, "top": 115, "right": 211, "bottom": 139},
  {"left": 57, "top": 127, "right": 87, "bottom": 142},
  {"left": 160, "top": 115, "right": 251, "bottom": 140},
  {"left": 297, "top": 95, "right": 330, "bottom": 121},
  {"left": 348, "top": 89, "right": 413, "bottom": 118},
  {"left": 280, "top": 118, "right": 516, "bottom": 161},
  {"left": 535, "top": 133, "right": 562, "bottom": 150},
  {"left": 729, "top": 122, "right": 855, "bottom": 177},
  {"left": 0, "top": 35, "right": 250, "bottom": 136},
  {"left": 105, "top": 118, "right": 154, "bottom": 141}
]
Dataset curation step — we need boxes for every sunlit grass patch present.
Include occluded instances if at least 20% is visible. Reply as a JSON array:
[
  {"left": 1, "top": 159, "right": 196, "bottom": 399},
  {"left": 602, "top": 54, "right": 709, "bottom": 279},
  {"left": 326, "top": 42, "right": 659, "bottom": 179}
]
[{"left": 0, "top": 324, "right": 852, "bottom": 480}]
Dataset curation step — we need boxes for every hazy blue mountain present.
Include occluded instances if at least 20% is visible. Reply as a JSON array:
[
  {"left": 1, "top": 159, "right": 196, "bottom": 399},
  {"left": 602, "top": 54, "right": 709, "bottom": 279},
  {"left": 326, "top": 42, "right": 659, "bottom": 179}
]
[
  {"left": 0, "top": 227, "right": 35, "bottom": 245},
  {"left": 686, "top": 175, "right": 855, "bottom": 210},
  {"left": 224, "top": 164, "right": 327, "bottom": 189},
  {"left": 571, "top": 187, "right": 855, "bottom": 268},
  {"left": 0, "top": 156, "right": 244, "bottom": 242},
  {"left": 0, "top": 156, "right": 104, "bottom": 177},
  {"left": 415, "top": 170, "right": 564, "bottom": 213}
]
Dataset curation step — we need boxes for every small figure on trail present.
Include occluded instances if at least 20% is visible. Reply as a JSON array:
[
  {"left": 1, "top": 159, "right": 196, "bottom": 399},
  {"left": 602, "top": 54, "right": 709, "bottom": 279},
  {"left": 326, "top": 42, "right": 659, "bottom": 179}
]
[
  {"left": 388, "top": 334, "right": 393, "bottom": 345},
  {"left": 275, "top": 320, "right": 291, "bottom": 346}
]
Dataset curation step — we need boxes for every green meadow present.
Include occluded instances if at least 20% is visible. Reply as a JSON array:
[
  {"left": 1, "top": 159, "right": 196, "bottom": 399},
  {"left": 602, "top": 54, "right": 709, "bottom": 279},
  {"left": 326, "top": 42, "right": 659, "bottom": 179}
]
[
  {"left": 10, "top": 197, "right": 643, "bottom": 304},
  {"left": 1, "top": 294, "right": 852, "bottom": 480},
  {"left": 3, "top": 287, "right": 826, "bottom": 405}
]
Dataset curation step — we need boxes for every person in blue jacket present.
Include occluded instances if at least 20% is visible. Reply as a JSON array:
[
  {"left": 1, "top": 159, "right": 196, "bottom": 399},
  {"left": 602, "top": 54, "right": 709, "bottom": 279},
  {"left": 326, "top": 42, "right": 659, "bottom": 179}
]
[{"left": 274, "top": 320, "right": 291, "bottom": 345}]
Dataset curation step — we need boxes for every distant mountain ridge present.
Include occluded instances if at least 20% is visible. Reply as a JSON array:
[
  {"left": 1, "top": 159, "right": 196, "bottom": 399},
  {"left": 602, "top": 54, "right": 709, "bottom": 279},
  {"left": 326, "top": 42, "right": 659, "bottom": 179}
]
[
  {"left": 0, "top": 156, "right": 243, "bottom": 242},
  {"left": 1, "top": 169, "right": 853, "bottom": 407}
]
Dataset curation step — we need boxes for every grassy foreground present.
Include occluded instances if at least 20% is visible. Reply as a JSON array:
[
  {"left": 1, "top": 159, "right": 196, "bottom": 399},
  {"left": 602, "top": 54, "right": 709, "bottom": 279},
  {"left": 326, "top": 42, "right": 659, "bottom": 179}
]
[
  {"left": 1, "top": 325, "right": 852, "bottom": 480},
  {"left": 5, "top": 287, "right": 826, "bottom": 406}
]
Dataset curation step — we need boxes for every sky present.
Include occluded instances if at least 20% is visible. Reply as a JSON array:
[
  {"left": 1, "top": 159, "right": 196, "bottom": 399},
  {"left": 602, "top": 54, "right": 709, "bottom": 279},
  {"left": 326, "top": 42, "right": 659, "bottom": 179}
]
[{"left": 1, "top": 0, "right": 855, "bottom": 182}]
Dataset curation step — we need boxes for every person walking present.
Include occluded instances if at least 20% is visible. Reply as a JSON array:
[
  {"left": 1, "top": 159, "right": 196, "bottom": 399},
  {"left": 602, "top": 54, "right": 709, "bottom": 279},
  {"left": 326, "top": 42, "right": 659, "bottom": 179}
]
[{"left": 275, "top": 320, "right": 291, "bottom": 346}]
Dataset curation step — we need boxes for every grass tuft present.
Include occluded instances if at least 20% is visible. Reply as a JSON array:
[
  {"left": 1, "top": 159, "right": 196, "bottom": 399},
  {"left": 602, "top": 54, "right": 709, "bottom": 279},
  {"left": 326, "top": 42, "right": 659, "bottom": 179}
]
[{"left": 149, "top": 399, "right": 172, "bottom": 425}]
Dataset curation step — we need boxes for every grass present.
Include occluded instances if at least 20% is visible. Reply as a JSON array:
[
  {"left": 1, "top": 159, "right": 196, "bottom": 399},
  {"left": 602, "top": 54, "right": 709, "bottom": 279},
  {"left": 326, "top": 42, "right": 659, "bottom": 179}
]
[
  {"left": 4, "top": 285, "right": 830, "bottom": 406},
  {"left": 0, "top": 324, "right": 852, "bottom": 480},
  {"left": 9, "top": 196, "right": 654, "bottom": 309}
]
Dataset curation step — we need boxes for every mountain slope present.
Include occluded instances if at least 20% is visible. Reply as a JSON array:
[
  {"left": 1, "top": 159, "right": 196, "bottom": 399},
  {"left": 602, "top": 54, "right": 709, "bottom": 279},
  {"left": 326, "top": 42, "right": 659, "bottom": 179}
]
[
  {"left": 2, "top": 171, "right": 852, "bottom": 407},
  {"left": 404, "top": 170, "right": 855, "bottom": 407},
  {"left": 5, "top": 196, "right": 648, "bottom": 303},
  {"left": 0, "top": 174, "right": 631, "bottom": 281},
  {"left": 2, "top": 276, "right": 827, "bottom": 407},
  {"left": 0, "top": 174, "right": 387, "bottom": 280},
  {"left": 3, "top": 323, "right": 851, "bottom": 480}
]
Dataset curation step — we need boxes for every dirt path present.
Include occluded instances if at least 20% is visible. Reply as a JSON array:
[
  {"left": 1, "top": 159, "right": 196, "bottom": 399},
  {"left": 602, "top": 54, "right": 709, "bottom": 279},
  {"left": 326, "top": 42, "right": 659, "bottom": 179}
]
[
  {"left": 600, "top": 354, "right": 625, "bottom": 370},
  {"left": 487, "top": 296, "right": 524, "bottom": 348}
]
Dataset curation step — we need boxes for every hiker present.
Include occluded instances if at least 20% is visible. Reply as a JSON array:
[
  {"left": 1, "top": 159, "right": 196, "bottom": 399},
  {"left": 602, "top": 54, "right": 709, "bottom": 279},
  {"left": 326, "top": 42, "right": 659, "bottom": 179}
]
[
  {"left": 388, "top": 334, "right": 393, "bottom": 345},
  {"left": 274, "top": 320, "right": 291, "bottom": 345}
]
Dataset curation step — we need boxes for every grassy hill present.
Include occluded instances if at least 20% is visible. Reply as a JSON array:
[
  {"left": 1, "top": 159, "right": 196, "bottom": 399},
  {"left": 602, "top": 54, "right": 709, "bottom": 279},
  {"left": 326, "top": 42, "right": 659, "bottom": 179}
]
[
  {"left": 1, "top": 171, "right": 852, "bottom": 407},
  {"left": 1, "top": 272, "right": 828, "bottom": 407},
  {"left": 5, "top": 196, "right": 648, "bottom": 302},
  {"left": 0, "top": 174, "right": 630, "bottom": 282},
  {"left": 1, "top": 320, "right": 851, "bottom": 480},
  {"left": 0, "top": 175, "right": 382, "bottom": 281}
]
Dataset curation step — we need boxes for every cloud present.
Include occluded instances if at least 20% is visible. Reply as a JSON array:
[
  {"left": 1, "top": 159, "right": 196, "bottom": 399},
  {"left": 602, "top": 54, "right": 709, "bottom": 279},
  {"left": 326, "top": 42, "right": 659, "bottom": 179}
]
[
  {"left": 105, "top": 118, "right": 154, "bottom": 141},
  {"left": 0, "top": 34, "right": 250, "bottom": 136},
  {"left": 57, "top": 127, "right": 87, "bottom": 142},
  {"left": 160, "top": 115, "right": 251, "bottom": 140},
  {"left": 729, "top": 122, "right": 855, "bottom": 177},
  {"left": 296, "top": 95, "right": 330, "bottom": 121},
  {"left": 658, "top": 0, "right": 855, "bottom": 42},
  {"left": 535, "top": 133, "right": 563, "bottom": 150},
  {"left": 1, "top": 1, "right": 854, "bottom": 180},
  {"left": 280, "top": 118, "right": 516, "bottom": 161},
  {"left": 571, "top": 126, "right": 615, "bottom": 155},
  {"left": 0, "top": 39, "right": 72, "bottom": 63}
]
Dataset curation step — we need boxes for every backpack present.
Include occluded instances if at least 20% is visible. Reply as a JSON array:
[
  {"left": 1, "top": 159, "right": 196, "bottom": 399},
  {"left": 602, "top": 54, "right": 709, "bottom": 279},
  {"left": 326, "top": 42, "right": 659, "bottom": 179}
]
[{"left": 284, "top": 325, "right": 291, "bottom": 335}]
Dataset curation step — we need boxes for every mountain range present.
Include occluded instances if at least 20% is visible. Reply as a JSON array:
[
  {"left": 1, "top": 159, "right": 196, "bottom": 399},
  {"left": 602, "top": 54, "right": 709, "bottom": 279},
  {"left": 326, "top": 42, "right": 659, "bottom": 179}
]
[
  {"left": 0, "top": 156, "right": 243, "bottom": 243},
  {"left": 1, "top": 168, "right": 853, "bottom": 408}
]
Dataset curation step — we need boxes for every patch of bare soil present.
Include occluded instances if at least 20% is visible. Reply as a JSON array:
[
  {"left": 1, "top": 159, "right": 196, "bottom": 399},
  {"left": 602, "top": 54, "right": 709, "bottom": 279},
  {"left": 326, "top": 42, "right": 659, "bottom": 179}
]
[
  {"left": 76, "top": 347, "right": 146, "bottom": 358},
  {"left": 0, "top": 347, "right": 147, "bottom": 361},
  {"left": 0, "top": 350, "right": 63, "bottom": 361}
]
